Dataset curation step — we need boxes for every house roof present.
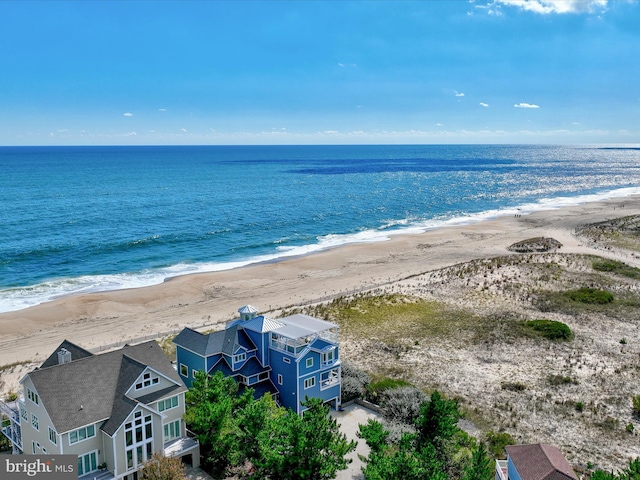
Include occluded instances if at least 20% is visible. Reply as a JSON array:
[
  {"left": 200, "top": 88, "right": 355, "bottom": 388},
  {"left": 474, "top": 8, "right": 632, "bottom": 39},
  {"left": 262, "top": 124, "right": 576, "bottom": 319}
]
[
  {"left": 506, "top": 444, "right": 577, "bottom": 480},
  {"left": 238, "top": 305, "right": 258, "bottom": 314},
  {"left": 26, "top": 341, "right": 186, "bottom": 435},
  {"left": 39, "top": 340, "right": 94, "bottom": 369},
  {"left": 174, "top": 325, "right": 257, "bottom": 357},
  {"left": 210, "top": 356, "right": 268, "bottom": 378},
  {"left": 275, "top": 314, "right": 337, "bottom": 337},
  {"left": 242, "top": 315, "right": 285, "bottom": 333}
]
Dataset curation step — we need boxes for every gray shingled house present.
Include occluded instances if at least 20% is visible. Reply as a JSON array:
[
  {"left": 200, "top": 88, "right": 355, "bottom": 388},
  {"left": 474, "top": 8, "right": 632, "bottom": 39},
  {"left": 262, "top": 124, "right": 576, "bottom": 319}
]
[{"left": 0, "top": 340, "right": 199, "bottom": 480}]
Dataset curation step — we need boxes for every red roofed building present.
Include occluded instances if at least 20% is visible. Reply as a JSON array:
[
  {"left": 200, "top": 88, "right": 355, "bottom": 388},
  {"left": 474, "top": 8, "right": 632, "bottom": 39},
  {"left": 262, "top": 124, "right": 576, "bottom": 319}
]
[{"left": 495, "top": 444, "right": 577, "bottom": 480}]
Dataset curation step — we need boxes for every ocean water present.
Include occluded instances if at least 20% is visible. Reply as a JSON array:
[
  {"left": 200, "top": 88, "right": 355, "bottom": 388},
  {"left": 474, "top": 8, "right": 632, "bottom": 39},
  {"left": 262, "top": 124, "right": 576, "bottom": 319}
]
[{"left": 1, "top": 144, "right": 640, "bottom": 313}]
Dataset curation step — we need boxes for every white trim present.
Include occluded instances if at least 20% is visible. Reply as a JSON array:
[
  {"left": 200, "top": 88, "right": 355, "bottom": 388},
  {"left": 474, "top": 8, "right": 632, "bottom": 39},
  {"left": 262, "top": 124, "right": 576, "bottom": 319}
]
[
  {"left": 277, "top": 374, "right": 283, "bottom": 385},
  {"left": 306, "top": 357, "right": 313, "bottom": 368},
  {"left": 68, "top": 424, "right": 96, "bottom": 445},
  {"left": 78, "top": 449, "right": 99, "bottom": 476},
  {"left": 303, "top": 377, "right": 316, "bottom": 389},
  {"left": 179, "top": 363, "right": 189, "bottom": 377},
  {"left": 283, "top": 357, "right": 290, "bottom": 364}
]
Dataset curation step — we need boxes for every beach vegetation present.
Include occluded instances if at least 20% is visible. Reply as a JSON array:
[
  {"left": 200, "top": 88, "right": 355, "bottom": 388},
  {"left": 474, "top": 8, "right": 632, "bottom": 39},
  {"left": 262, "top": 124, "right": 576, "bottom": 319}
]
[
  {"left": 632, "top": 395, "right": 640, "bottom": 416},
  {"left": 523, "top": 319, "right": 572, "bottom": 341},
  {"left": 592, "top": 259, "right": 640, "bottom": 279},
  {"left": 359, "top": 390, "right": 479, "bottom": 480},
  {"left": 138, "top": 453, "right": 187, "bottom": 480},
  {"left": 567, "top": 287, "right": 614, "bottom": 304},
  {"left": 485, "top": 430, "right": 515, "bottom": 458},
  {"left": 184, "top": 371, "right": 355, "bottom": 479},
  {"left": 365, "top": 377, "right": 412, "bottom": 403},
  {"left": 341, "top": 359, "right": 371, "bottom": 402}
]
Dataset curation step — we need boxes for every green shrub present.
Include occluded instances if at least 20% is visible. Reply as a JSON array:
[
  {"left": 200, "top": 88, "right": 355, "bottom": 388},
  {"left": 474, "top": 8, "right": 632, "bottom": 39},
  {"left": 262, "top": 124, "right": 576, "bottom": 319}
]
[
  {"left": 593, "top": 259, "right": 640, "bottom": 279},
  {"left": 501, "top": 382, "right": 527, "bottom": 392},
  {"left": 486, "top": 430, "right": 515, "bottom": 457},
  {"left": 365, "top": 377, "right": 411, "bottom": 403},
  {"left": 567, "top": 288, "right": 614, "bottom": 304},
  {"left": 524, "top": 320, "right": 572, "bottom": 340},
  {"left": 341, "top": 360, "right": 371, "bottom": 402},
  {"left": 547, "top": 374, "right": 578, "bottom": 386},
  {"left": 633, "top": 395, "right": 640, "bottom": 415},
  {"left": 575, "top": 402, "right": 584, "bottom": 412}
]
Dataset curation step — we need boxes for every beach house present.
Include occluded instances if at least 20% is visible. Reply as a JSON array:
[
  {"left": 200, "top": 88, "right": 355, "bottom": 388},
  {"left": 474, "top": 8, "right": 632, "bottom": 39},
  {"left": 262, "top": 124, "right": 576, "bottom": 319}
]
[
  {"left": 173, "top": 305, "right": 341, "bottom": 415},
  {"left": 495, "top": 443, "right": 577, "bottom": 480},
  {"left": 0, "top": 340, "right": 199, "bottom": 480}
]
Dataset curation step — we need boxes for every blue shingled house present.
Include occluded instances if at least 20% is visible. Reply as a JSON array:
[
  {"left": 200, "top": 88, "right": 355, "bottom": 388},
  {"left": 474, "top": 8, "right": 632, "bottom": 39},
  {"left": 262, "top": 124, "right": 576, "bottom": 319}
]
[{"left": 173, "top": 305, "right": 341, "bottom": 414}]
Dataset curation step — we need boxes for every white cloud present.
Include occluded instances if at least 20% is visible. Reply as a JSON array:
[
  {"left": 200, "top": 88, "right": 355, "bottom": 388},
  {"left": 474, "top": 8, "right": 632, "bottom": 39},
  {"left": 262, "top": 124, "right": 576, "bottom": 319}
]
[
  {"left": 123, "top": 112, "right": 133, "bottom": 117},
  {"left": 491, "top": 0, "right": 609, "bottom": 14},
  {"left": 480, "top": 102, "right": 490, "bottom": 107},
  {"left": 126, "top": 131, "right": 137, "bottom": 136},
  {"left": 158, "top": 108, "right": 166, "bottom": 112},
  {"left": 454, "top": 91, "right": 465, "bottom": 97},
  {"left": 180, "top": 128, "right": 187, "bottom": 133},
  {"left": 514, "top": 102, "right": 540, "bottom": 108}
]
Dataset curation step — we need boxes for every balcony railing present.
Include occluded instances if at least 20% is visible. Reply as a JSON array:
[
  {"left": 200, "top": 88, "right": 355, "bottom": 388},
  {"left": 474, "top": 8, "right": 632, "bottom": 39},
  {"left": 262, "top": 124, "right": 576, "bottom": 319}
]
[
  {"left": 0, "top": 399, "right": 23, "bottom": 453},
  {"left": 495, "top": 459, "right": 508, "bottom": 480}
]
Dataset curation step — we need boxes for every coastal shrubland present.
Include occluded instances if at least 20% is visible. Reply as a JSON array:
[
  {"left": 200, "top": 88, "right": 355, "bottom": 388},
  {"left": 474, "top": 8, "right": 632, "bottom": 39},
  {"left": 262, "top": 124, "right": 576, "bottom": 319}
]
[{"left": 290, "top": 246, "right": 640, "bottom": 472}]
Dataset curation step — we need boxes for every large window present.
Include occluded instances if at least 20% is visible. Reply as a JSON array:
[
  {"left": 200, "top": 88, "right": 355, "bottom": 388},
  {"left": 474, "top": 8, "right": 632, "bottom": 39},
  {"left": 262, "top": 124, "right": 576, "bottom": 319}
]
[
  {"left": 157, "top": 395, "right": 179, "bottom": 412},
  {"left": 135, "top": 371, "right": 159, "bottom": 390},
  {"left": 163, "top": 420, "right": 181, "bottom": 442},
  {"left": 69, "top": 425, "right": 96, "bottom": 445},
  {"left": 303, "top": 377, "right": 316, "bottom": 389},
  {"left": 27, "top": 388, "right": 39, "bottom": 405},
  {"left": 78, "top": 451, "right": 98, "bottom": 476},
  {"left": 125, "top": 411, "right": 153, "bottom": 470}
]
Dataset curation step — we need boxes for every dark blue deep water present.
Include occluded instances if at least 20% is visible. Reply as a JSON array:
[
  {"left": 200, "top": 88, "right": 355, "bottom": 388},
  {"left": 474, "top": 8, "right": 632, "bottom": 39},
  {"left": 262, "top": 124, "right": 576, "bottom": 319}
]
[{"left": 2, "top": 144, "right": 640, "bottom": 312}]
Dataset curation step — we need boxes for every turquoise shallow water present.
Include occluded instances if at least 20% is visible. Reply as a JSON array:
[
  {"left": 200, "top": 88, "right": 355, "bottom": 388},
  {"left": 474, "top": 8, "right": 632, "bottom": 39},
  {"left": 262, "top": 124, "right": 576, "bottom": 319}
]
[{"left": 1, "top": 144, "right": 639, "bottom": 312}]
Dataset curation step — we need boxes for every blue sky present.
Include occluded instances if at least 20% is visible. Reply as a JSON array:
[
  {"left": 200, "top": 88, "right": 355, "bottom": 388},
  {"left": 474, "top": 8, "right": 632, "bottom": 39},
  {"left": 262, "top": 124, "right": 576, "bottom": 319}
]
[{"left": 2, "top": 0, "right": 639, "bottom": 145}]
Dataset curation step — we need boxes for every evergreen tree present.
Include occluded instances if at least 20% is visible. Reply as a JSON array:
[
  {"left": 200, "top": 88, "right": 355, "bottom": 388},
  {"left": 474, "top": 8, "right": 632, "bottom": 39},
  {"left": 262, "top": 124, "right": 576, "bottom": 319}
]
[
  {"left": 462, "top": 442, "right": 494, "bottom": 480},
  {"left": 255, "top": 397, "right": 356, "bottom": 479}
]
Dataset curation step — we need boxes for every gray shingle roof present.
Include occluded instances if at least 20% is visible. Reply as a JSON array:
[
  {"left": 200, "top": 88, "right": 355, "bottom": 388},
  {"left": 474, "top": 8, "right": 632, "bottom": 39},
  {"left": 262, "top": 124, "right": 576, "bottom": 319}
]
[
  {"left": 26, "top": 340, "right": 186, "bottom": 435},
  {"left": 40, "top": 340, "right": 94, "bottom": 369},
  {"left": 174, "top": 325, "right": 257, "bottom": 357},
  {"left": 506, "top": 444, "right": 577, "bottom": 480}
]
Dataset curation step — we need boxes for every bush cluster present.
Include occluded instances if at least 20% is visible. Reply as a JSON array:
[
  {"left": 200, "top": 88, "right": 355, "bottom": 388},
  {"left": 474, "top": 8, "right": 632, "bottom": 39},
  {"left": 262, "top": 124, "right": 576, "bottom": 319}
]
[
  {"left": 524, "top": 319, "right": 572, "bottom": 340},
  {"left": 340, "top": 360, "right": 371, "bottom": 402},
  {"left": 592, "top": 259, "right": 640, "bottom": 279},
  {"left": 567, "top": 287, "right": 614, "bottom": 304}
]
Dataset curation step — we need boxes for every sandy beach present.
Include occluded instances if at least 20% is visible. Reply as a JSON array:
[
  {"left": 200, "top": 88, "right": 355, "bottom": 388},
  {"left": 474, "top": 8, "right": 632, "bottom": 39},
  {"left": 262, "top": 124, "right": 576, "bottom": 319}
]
[{"left": 1, "top": 195, "right": 638, "bottom": 369}]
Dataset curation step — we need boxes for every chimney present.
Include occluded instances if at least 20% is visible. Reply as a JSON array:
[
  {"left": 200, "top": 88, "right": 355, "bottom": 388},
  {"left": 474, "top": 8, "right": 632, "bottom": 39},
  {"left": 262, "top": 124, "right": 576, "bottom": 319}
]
[{"left": 57, "top": 348, "right": 72, "bottom": 365}]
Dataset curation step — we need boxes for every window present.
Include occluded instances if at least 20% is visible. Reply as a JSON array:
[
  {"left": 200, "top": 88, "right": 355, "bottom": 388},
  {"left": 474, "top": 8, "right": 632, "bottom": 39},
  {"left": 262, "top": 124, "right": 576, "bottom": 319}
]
[
  {"left": 163, "top": 420, "right": 181, "bottom": 442},
  {"left": 192, "top": 369, "right": 198, "bottom": 378},
  {"left": 233, "top": 353, "right": 246, "bottom": 363},
  {"left": 321, "top": 350, "right": 335, "bottom": 364},
  {"left": 42, "top": 447, "right": 47, "bottom": 453},
  {"left": 31, "top": 414, "right": 39, "bottom": 431},
  {"left": 27, "top": 388, "right": 39, "bottom": 405},
  {"left": 304, "top": 377, "right": 316, "bottom": 389},
  {"left": 19, "top": 404, "right": 27, "bottom": 421},
  {"left": 125, "top": 411, "right": 153, "bottom": 470},
  {"left": 283, "top": 357, "right": 290, "bottom": 364},
  {"left": 157, "top": 395, "right": 179, "bottom": 412},
  {"left": 32, "top": 441, "right": 36, "bottom": 454},
  {"left": 135, "top": 371, "right": 159, "bottom": 390},
  {"left": 69, "top": 425, "right": 96, "bottom": 445},
  {"left": 306, "top": 358, "right": 313, "bottom": 368},
  {"left": 258, "top": 371, "right": 269, "bottom": 382},
  {"left": 49, "top": 427, "right": 57, "bottom": 445},
  {"left": 78, "top": 451, "right": 98, "bottom": 476},
  {"left": 180, "top": 364, "right": 188, "bottom": 377},
  {"left": 277, "top": 374, "right": 283, "bottom": 385}
]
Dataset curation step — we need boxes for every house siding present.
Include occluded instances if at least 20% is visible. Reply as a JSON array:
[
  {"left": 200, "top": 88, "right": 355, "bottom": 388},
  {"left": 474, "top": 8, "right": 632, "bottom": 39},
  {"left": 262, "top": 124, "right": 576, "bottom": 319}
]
[
  {"left": 507, "top": 456, "right": 523, "bottom": 480},
  {"left": 175, "top": 347, "right": 206, "bottom": 388}
]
